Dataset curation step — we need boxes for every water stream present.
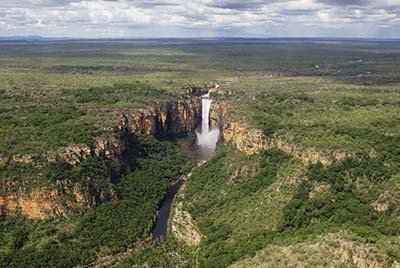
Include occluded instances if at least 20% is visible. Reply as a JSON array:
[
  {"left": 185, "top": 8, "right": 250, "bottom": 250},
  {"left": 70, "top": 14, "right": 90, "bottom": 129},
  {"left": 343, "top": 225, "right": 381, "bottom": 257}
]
[{"left": 151, "top": 179, "right": 184, "bottom": 240}]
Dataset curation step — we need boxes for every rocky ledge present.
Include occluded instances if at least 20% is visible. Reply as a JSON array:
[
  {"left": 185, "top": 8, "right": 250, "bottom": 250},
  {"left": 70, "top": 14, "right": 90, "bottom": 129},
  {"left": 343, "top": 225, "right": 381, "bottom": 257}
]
[{"left": 209, "top": 99, "right": 353, "bottom": 166}]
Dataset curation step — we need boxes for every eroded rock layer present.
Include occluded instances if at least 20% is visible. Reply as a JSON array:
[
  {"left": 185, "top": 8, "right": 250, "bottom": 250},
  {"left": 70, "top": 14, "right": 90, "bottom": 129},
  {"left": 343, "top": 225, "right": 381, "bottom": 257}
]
[
  {"left": 211, "top": 100, "right": 352, "bottom": 165},
  {"left": 0, "top": 86, "right": 207, "bottom": 219}
]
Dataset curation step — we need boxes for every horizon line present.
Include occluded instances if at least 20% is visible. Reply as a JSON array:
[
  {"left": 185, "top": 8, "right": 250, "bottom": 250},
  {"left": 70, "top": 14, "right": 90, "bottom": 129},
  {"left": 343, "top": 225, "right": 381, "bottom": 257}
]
[{"left": 1, "top": 36, "right": 400, "bottom": 41}]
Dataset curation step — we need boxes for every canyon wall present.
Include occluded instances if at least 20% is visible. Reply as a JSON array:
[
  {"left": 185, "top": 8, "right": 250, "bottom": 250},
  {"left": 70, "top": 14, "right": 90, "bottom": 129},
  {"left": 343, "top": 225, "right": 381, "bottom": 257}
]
[
  {"left": 2, "top": 83, "right": 353, "bottom": 220},
  {"left": 120, "top": 98, "right": 201, "bottom": 139},
  {"left": 210, "top": 101, "right": 352, "bottom": 166},
  {"left": 0, "top": 181, "right": 117, "bottom": 219},
  {"left": 0, "top": 86, "right": 208, "bottom": 219},
  {"left": 223, "top": 117, "right": 352, "bottom": 165}
]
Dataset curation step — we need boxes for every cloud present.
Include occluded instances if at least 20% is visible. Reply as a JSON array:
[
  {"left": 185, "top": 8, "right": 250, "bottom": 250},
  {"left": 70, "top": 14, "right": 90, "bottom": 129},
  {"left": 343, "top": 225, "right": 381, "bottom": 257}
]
[
  {"left": 0, "top": 0, "right": 399, "bottom": 38},
  {"left": 317, "top": 0, "right": 368, "bottom": 6}
]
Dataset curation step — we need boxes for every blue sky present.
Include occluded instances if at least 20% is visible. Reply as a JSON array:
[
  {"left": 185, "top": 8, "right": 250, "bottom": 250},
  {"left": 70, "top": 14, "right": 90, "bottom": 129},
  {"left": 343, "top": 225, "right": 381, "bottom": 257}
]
[{"left": 0, "top": 0, "right": 399, "bottom": 38}]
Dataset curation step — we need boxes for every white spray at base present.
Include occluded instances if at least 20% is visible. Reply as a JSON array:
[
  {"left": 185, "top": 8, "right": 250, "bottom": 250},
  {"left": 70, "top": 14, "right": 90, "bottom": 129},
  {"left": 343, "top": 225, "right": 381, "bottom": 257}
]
[{"left": 196, "top": 94, "right": 220, "bottom": 157}]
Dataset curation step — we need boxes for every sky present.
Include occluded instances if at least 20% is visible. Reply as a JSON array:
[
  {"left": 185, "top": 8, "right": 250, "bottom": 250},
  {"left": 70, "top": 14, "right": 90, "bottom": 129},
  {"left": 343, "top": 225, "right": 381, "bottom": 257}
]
[{"left": 0, "top": 0, "right": 399, "bottom": 38}]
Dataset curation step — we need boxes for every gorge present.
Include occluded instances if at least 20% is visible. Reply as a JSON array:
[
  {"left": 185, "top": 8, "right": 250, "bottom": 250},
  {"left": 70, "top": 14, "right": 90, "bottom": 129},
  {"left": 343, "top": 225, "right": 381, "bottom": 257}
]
[
  {"left": 0, "top": 85, "right": 223, "bottom": 220},
  {"left": 152, "top": 90, "right": 221, "bottom": 240}
]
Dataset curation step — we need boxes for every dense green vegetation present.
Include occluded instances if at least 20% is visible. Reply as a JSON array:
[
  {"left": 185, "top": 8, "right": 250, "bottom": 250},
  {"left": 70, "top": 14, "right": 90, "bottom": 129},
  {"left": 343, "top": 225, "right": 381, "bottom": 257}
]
[
  {"left": 181, "top": 147, "right": 300, "bottom": 268},
  {"left": 0, "top": 136, "right": 195, "bottom": 267},
  {"left": 1, "top": 39, "right": 400, "bottom": 157},
  {"left": 110, "top": 239, "right": 194, "bottom": 268},
  {"left": 0, "top": 104, "right": 98, "bottom": 156},
  {"left": 0, "top": 80, "right": 175, "bottom": 157},
  {"left": 63, "top": 82, "right": 170, "bottom": 107},
  {"left": 233, "top": 83, "right": 400, "bottom": 156},
  {"left": 281, "top": 156, "right": 399, "bottom": 236},
  {"left": 181, "top": 145, "right": 399, "bottom": 268},
  {"left": 1, "top": 39, "right": 400, "bottom": 268}
]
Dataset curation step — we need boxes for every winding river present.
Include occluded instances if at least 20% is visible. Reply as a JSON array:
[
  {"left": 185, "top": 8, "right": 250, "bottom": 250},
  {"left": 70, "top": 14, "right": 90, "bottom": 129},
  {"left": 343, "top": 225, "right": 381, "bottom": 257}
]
[{"left": 151, "top": 179, "right": 185, "bottom": 240}]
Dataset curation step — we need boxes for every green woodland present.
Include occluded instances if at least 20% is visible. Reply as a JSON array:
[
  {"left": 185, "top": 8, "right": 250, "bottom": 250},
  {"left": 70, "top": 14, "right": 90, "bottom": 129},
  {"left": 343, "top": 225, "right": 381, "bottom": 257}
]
[
  {"left": 179, "top": 145, "right": 399, "bottom": 268},
  {"left": 0, "top": 136, "right": 194, "bottom": 267},
  {"left": 0, "top": 39, "right": 399, "bottom": 267}
]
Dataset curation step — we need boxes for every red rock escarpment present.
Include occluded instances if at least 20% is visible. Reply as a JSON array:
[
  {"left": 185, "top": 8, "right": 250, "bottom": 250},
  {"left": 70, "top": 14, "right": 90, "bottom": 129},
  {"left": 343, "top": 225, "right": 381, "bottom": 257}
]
[
  {"left": 223, "top": 117, "right": 352, "bottom": 165},
  {"left": 210, "top": 101, "right": 352, "bottom": 165},
  {"left": 120, "top": 98, "right": 201, "bottom": 138},
  {"left": 0, "top": 180, "right": 117, "bottom": 219}
]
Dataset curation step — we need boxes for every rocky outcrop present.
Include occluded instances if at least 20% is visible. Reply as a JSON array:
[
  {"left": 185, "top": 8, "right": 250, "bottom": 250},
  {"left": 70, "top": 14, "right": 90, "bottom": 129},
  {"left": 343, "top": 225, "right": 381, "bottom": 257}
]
[
  {"left": 230, "top": 232, "right": 392, "bottom": 268},
  {"left": 12, "top": 154, "right": 34, "bottom": 164},
  {"left": 171, "top": 201, "right": 202, "bottom": 247},
  {"left": 170, "top": 172, "right": 202, "bottom": 247},
  {"left": 371, "top": 191, "right": 391, "bottom": 212},
  {"left": 210, "top": 100, "right": 228, "bottom": 130},
  {"left": 93, "top": 136, "right": 127, "bottom": 159},
  {"left": 46, "top": 144, "right": 91, "bottom": 165},
  {"left": 222, "top": 119, "right": 265, "bottom": 155},
  {"left": 0, "top": 190, "right": 66, "bottom": 219},
  {"left": 0, "top": 154, "right": 7, "bottom": 167},
  {"left": 265, "top": 137, "right": 353, "bottom": 165},
  {"left": 323, "top": 233, "right": 383, "bottom": 268},
  {"left": 0, "top": 180, "right": 117, "bottom": 219}
]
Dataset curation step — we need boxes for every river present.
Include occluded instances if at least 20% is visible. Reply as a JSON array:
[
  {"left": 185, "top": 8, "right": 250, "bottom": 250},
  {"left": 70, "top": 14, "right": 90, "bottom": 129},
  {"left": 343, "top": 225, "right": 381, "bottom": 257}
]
[{"left": 151, "top": 178, "right": 185, "bottom": 240}]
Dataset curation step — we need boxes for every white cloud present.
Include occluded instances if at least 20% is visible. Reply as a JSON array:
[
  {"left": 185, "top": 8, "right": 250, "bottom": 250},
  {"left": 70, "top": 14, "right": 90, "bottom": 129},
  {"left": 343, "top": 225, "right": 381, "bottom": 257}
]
[{"left": 0, "top": 0, "right": 399, "bottom": 38}]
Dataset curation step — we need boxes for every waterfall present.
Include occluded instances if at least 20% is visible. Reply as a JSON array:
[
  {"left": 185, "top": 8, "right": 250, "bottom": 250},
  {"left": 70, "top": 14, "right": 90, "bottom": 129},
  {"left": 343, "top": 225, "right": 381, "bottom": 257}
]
[
  {"left": 196, "top": 93, "right": 220, "bottom": 157},
  {"left": 201, "top": 95, "right": 211, "bottom": 134}
]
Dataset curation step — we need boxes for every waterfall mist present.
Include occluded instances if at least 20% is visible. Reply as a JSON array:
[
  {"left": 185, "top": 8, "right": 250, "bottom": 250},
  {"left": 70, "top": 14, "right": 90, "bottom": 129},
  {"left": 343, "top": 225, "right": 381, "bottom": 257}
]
[{"left": 196, "top": 94, "right": 220, "bottom": 159}]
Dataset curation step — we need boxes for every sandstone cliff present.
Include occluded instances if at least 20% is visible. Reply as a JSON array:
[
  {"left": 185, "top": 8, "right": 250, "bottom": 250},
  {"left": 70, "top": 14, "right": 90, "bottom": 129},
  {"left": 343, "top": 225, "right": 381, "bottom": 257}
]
[
  {"left": 120, "top": 97, "right": 201, "bottom": 139},
  {"left": 210, "top": 100, "right": 352, "bottom": 166},
  {"left": 223, "top": 116, "right": 352, "bottom": 165},
  {"left": 0, "top": 85, "right": 209, "bottom": 219},
  {"left": 0, "top": 180, "right": 117, "bottom": 219}
]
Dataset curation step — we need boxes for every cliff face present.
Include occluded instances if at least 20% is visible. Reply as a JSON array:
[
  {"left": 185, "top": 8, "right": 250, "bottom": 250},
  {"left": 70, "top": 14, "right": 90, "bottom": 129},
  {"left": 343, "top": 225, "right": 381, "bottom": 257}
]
[
  {"left": 0, "top": 86, "right": 206, "bottom": 219},
  {"left": 209, "top": 101, "right": 266, "bottom": 155},
  {"left": 0, "top": 190, "right": 66, "bottom": 219},
  {"left": 120, "top": 98, "right": 201, "bottom": 139},
  {"left": 92, "top": 93, "right": 203, "bottom": 161},
  {"left": 210, "top": 101, "right": 352, "bottom": 166},
  {"left": 223, "top": 116, "right": 352, "bottom": 165},
  {"left": 0, "top": 180, "right": 117, "bottom": 219},
  {"left": 222, "top": 119, "right": 265, "bottom": 155},
  {"left": 0, "top": 135, "right": 127, "bottom": 219}
]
